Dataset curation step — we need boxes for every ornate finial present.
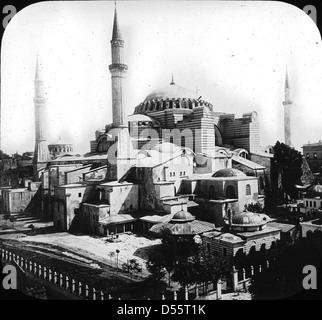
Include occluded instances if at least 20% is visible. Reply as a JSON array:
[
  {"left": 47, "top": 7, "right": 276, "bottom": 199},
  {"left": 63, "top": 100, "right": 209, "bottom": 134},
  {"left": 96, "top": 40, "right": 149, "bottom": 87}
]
[
  {"left": 170, "top": 74, "right": 175, "bottom": 85},
  {"left": 285, "top": 67, "right": 289, "bottom": 88}
]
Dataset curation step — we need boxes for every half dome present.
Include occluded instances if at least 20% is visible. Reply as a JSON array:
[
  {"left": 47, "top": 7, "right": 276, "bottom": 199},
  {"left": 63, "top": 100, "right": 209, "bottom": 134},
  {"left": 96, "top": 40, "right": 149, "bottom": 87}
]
[{"left": 212, "top": 168, "right": 246, "bottom": 178}]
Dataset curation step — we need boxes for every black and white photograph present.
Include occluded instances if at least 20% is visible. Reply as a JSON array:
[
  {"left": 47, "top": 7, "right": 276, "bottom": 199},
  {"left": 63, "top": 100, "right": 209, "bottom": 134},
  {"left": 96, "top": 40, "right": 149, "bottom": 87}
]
[{"left": 0, "top": 0, "right": 322, "bottom": 304}]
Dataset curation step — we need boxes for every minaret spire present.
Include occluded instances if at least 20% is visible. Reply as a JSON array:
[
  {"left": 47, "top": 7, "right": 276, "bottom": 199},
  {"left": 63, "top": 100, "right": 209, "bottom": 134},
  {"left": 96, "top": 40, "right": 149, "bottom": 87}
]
[
  {"left": 33, "top": 56, "right": 51, "bottom": 181},
  {"left": 112, "top": 2, "right": 122, "bottom": 42},
  {"left": 283, "top": 68, "right": 293, "bottom": 147},
  {"left": 106, "top": 4, "right": 135, "bottom": 182}
]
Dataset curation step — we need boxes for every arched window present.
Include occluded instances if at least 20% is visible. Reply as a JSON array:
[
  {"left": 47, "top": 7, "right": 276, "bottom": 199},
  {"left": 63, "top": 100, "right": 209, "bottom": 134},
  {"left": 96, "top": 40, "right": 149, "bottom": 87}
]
[
  {"left": 181, "top": 136, "right": 186, "bottom": 148},
  {"left": 226, "top": 185, "right": 235, "bottom": 198},
  {"left": 246, "top": 184, "right": 251, "bottom": 196},
  {"left": 170, "top": 136, "right": 174, "bottom": 144}
]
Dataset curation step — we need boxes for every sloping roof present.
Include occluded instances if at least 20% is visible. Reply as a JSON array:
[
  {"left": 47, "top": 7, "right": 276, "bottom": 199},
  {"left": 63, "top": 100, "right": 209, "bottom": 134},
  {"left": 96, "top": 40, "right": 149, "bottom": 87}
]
[
  {"left": 267, "top": 222, "right": 296, "bottom": 233},
  {"left": 250, "top": 151, "right": 274, "bottom": 158},
  {"left": 99, "top": 214, "right": 137, "bottom": 225},
  {"left": 150, "top": 219, "right": 215, "bottom": 236},
  {"left": 232, "top": 155, "right": 266, "bottom": 170}
]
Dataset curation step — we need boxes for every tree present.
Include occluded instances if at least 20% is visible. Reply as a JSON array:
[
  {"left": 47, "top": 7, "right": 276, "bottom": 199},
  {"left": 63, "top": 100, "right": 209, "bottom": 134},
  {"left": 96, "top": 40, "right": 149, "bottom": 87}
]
[
  {"left": 108, "top": 251, "right": 115, "bottom": 267},
  {"left": 146, "top": 254, "right": 166, "bottom": 281},
  {"left": 271, "top": 141, "right": 303, "bottom": 203},
  {"left": 244, "top": 202, "right": 264, "bottom": 213},
  {"left": 0, "top": 150, "right": 11, "bottom": 159},
  {"left": 122, "top": 258, "right": 142, "bottom": 284},
  {"left": 300, "top": 156, "right": 315, "bottom": 185},
  {"left": 249, "top": 231, "right": 322, "bottom": 300}
]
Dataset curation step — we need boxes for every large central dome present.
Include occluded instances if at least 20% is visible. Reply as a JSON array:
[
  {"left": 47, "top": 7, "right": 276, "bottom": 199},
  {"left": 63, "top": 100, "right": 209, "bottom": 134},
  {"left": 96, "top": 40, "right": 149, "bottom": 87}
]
[
  {"left": 134, "top": 80, "right": 213, "bottom": 114},
  {"left": 144, "top": 82, "right": 198, "bottom": 102}
]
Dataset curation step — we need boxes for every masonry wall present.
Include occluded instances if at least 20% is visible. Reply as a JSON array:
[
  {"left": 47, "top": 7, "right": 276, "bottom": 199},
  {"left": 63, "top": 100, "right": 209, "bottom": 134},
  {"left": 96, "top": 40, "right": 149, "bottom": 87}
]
[
  {"left": 2, "top": 189, "right": 37, "bottom": 214},
  {"left": 100, "top": 183, "right": 139, "bottom": 216},
  {"left": 65, "top": 165, "right": 91, "bottom": 184}
]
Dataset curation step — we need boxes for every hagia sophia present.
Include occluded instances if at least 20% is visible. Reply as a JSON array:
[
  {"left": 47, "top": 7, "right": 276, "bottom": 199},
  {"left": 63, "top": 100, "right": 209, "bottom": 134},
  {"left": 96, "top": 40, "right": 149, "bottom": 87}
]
[{"left": 2, "top": 5, "right": 309, "bottom": 263}]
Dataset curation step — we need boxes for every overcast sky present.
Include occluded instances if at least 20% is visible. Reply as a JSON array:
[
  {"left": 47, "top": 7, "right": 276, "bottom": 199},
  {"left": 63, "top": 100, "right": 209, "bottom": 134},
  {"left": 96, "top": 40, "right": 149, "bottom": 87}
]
[{"left": 1, "top": 0, "right": 322, "bottom": 155}]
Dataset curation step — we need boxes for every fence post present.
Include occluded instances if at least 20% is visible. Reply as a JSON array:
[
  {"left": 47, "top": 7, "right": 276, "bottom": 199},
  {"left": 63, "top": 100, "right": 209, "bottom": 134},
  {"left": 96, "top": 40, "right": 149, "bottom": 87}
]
[
  {"left": 72, "top": 279, "right": 76, "bottom": 293},
  {"left": 59, "top": 273, "right": 63, "bottom": 287},
  {"left": 54, "top": 271, "right": 58, "bottom": 284},
  {"left": 173, "top": 291, "right": 177, "bottom": 300},
  {"left": 93, "top": 288, "right": 97, "bottom": 300},
  {"left": 184, "top": 286, "right": 189, "bottom": 300},
  {"left": 9, "top": 251, "right": 12, "bottom": 261},
  {"left": 65, "top": 276, "right": 69, "bottom": 290},
  {"left": 232, "top": 267, "right": 238, "bottom": 292},
  {"left": 100, "top": 291, "right": 104, "bottom": 300},
  {"left": 38, "top": 265, "right": 42, "bottom": 277},
  {"left": 5, "top": 250, "right": 9, "bottom": 260},
  {"left": 195, "top": 284, "right": 199, "bottom": 298},
  {"left": 216, "top": 280, "right": 222, "bottom": 300},
  {"left": 24, "top": 259, "right": 28, "bottom": 270},
  {"left": 78, "top": 282, "right": 82, "bottom": 296},
  {"left": 43, "top": 267, "right": 47, "bottom": 280},
  {"left": 250, "top": 265, "right": 254, "bottom": 276},
  {"left": 242, "top": 268, "right": 246, "bottom": 280},
  {"left": 258, "top": 264, "right": 262, "bottom": 273},
  {"left": 33, "top": 262, "right": 37, "bottom": 274},
  {"left": 162, "top": 294, "right": 165, "bottom": 300},
  {"left": 85, "top": 285, "right": 89, "bottom": 299},
  {"left": 48, "top": 269, "right": 52, "bottom": 282},
  {"left": 266, "top": 260, "right": 269, "bottom": 268}
]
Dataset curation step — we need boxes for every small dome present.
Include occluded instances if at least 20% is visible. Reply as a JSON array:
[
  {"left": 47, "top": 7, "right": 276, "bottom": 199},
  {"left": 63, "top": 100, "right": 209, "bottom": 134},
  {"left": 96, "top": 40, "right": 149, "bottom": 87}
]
[
  {"left": 212, "top": 168, "right": 246, "bottom": 178},
  {"left": 152, "top": 142, "right": 182, "bottom": 154},
  {"left": 306, "top": 184, "right": 322, "bottom": 198},
  {"left": 144, "top": 83, "right": 198, "bottom": 102},
  {"left": 171, "top": 210, "right": 195, "bottom": 223},
  {"left": 232, "top": 211, "right": 264, "bottom": 225}
]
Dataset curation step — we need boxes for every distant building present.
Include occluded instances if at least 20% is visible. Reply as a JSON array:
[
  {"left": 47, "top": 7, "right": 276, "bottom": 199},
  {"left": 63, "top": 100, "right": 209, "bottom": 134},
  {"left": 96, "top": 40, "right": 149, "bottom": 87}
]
[
  {"left": 48, "top": 137, "right": 74, "bottom": 159},
  {"left": 302, "top": 141, "right": 322, "bottom": 182}
]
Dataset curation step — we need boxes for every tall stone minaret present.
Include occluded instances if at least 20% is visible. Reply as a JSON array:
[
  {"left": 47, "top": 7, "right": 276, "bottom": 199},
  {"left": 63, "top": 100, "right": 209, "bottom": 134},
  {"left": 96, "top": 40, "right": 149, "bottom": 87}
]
[
  {"left": 283, "top": 69, "right": 293, "bottom": 147},
  {"left": 33, "top": 56, "right": 51, "bottom": 181},
  {"left": 106, "top": 4, "right": 135, "bottom": 181}
]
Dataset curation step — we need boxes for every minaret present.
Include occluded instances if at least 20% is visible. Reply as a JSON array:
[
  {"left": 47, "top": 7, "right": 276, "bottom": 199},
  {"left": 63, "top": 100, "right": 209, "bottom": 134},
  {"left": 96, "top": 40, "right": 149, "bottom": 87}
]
[
  {"left": 33, "top": 56, "right": 51, "bottom": 181},
  {"left": 106, "top": 4, "right": 135, "bottom": 181},
  {"left": 283, "top": 68, "right": 293, "bottom": 147}
]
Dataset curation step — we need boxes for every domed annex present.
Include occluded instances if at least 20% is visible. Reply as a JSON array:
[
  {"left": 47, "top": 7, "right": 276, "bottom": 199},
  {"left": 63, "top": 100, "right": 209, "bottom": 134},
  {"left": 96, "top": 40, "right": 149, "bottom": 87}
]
[
  {"left": 149, "top": 210, "right": 215, "bottom": 237},
  {"left": 212, "top": 168, "right": 246, "bottom": 178}
]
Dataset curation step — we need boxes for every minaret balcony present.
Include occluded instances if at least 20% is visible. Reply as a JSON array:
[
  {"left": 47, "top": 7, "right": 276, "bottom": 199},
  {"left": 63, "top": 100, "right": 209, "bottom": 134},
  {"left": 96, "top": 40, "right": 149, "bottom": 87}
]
[{"left": 109, "top": 63, "right": 128, "bottom": 72}]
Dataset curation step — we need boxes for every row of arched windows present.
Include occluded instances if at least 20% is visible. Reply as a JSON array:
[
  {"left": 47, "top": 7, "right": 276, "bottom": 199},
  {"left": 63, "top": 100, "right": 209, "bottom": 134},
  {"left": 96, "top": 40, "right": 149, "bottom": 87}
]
[
  {"left": 207, "top": 184, "right": 251, "bottom": 199},
  {"left": 135, "top": 99, "right": 213, "bottom": 113}
]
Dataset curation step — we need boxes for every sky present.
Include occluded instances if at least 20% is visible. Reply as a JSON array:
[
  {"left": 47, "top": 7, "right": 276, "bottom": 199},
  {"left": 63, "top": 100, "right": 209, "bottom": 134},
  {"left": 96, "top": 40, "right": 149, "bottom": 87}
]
[{"left": 1, "top": 0, "right": 322, "bottom": 155}]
